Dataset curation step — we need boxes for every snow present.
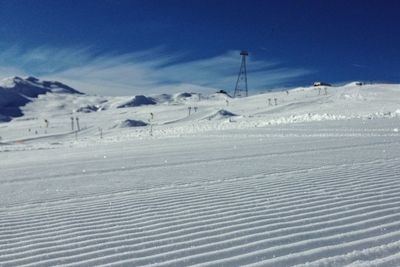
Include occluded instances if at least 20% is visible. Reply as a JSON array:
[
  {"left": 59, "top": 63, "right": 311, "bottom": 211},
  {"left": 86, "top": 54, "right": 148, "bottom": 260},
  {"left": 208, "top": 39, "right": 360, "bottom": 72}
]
[
  {"left": 76, "top": 104, "right": 101, "bottom": 113},
  {"left": 1, "top": 80, "right": 400, "bottom": 266},
  {"left": 205, "top": 109, "right": 237, "bottom": 120},
  {"left": 0, "top": 76, "right": 82, "bottom": 122},
  {"left": 119, "top": 119, "right": 148, "bottom": 128},
  {"left": 117, "top": 95, "right": 157, "bottom": 108}
]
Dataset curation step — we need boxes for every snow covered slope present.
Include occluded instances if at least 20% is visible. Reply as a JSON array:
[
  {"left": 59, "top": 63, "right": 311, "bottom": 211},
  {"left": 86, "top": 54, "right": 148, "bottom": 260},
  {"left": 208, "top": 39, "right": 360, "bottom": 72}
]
[
  {"left": 0, "top": 76, "right": 82, "bottom": 122},
  {"left": 1, "top": 81, "right": 400, "bottom": 143},
  {"left": 1, "top": 81, "right": 400, "bottom": 266}
]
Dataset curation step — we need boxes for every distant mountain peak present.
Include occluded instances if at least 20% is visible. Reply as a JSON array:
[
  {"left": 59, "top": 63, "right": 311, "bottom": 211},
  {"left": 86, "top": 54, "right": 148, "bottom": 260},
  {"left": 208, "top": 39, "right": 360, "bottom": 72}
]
[
  {"left": 0, "top": 76, "right": 83, "bottom": 122},
  {"left": 25, "top": 76, "right": 39, "bottom": 83},
  {"left": 0, "top": 76, "right": 83, "bottom": 96}
]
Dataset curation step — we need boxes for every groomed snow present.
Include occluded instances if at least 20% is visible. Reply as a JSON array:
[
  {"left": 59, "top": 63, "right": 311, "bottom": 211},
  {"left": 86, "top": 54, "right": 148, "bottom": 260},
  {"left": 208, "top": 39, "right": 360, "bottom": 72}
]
[{"left": 1, "top": 82, "right": 400, "bottom": 266}]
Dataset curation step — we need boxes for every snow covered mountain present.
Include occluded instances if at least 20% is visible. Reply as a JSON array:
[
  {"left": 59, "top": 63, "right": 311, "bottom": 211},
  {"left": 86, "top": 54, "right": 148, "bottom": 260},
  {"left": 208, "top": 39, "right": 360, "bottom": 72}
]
[
  {"left": 0, "top": 76, "right": 82, "bottom": 122},
  {"left": 1, "top": 79, "right": 400, "bottom": 146}
]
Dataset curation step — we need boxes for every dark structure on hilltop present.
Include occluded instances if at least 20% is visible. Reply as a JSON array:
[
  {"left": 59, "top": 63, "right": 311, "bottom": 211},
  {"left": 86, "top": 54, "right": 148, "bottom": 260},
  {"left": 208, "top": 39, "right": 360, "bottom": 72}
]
[{"left": 233, "top": 50, "right": 249, "bottom": 98}]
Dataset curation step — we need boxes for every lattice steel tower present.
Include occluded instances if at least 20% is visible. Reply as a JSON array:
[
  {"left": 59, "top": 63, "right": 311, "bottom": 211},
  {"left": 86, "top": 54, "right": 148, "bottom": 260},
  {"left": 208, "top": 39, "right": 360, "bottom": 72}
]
[{"left": 233, "top": 50, "right": 249, "bottom": 97}]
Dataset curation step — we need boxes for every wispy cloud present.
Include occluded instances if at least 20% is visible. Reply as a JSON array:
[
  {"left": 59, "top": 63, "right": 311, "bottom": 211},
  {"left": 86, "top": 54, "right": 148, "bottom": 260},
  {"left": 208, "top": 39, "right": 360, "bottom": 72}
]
[{"left": 0, "top": 45, "right": 313, "bottom": 95}]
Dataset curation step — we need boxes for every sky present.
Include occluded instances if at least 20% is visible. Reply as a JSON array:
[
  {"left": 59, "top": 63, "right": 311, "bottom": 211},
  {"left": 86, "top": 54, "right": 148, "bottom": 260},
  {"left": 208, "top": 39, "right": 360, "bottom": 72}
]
[{"left": 0, "top": 0, "right": 399, "bottom": 95}]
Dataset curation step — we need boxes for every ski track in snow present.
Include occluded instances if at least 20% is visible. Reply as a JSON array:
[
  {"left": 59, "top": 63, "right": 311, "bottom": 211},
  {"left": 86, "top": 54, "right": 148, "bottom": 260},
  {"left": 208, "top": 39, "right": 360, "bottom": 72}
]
[{"left": 1, "top": 124, "right": 400, "bottom": 266}]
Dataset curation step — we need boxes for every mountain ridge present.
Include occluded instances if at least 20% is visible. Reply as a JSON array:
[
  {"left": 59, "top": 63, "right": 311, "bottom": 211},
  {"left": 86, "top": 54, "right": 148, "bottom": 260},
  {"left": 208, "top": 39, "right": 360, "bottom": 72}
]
[{"left": 0, "top": 76, "right": 82, "bottom": 122}]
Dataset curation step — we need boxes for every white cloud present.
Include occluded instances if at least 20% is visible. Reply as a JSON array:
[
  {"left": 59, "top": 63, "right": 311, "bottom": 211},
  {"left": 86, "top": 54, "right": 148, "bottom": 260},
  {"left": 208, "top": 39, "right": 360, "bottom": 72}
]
[{"left": 0, "top": 45, "right": 313, "bottom": 96}]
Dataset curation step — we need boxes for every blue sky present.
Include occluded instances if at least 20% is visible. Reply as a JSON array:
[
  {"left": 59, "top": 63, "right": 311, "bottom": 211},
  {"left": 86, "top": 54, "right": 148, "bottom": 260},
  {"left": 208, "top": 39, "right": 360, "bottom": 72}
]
[{"left": 0, "top": 0, "right": 399, "bottom": 95}]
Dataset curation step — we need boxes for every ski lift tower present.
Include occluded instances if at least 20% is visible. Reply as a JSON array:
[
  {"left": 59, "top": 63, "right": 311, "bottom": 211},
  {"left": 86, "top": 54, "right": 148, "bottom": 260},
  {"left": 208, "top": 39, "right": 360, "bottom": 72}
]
[{"left": 233, "top": 50, "right": 249, "bottom": 97}]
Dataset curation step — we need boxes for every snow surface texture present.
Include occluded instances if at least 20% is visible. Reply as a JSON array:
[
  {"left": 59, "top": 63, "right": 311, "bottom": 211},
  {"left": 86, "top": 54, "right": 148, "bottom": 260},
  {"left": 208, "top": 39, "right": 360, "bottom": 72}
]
[{"left": 1, "top": 81, "right": 400, "bottom": 266}]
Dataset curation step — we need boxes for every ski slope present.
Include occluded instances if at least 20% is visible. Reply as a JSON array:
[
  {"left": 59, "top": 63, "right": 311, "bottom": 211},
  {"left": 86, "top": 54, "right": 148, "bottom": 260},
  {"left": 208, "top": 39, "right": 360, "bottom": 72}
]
[{"left": 1, "top": 80, "right": 400, "bottom": 266}]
